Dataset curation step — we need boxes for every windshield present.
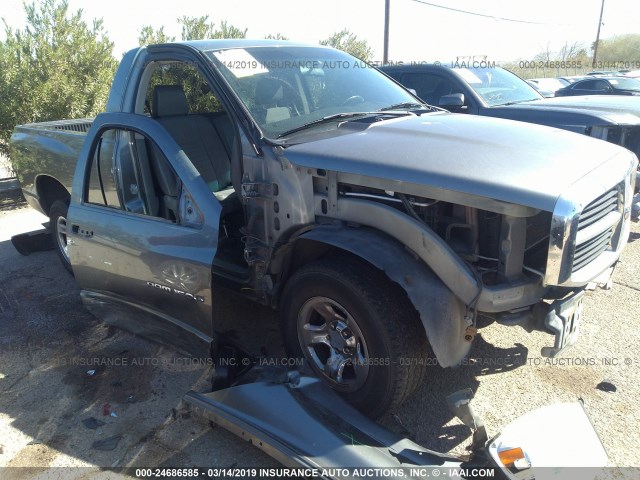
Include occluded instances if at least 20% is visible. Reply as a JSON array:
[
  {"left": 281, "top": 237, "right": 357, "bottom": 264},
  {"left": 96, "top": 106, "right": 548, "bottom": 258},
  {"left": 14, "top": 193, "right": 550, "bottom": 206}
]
[
  {"left": 206, "top": 46, "right": 419, "bottom": 139},
  {"left": 453, "top": 66, "right": 543, "bottom": 106},
  {"left": 608, "top": 77, "right": 640, "bottom": 91}
]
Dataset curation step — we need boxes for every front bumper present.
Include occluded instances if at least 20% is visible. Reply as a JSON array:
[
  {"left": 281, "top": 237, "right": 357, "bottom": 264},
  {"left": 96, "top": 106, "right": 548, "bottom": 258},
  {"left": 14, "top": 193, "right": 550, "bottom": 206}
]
[{"left": 184, "top": 366, "right": 607, "bottom": 479}]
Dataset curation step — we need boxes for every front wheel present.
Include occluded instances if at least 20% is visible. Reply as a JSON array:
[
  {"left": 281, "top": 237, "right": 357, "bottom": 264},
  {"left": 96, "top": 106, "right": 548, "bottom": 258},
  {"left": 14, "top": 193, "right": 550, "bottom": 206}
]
[
  {"left": 280, "top": 257, "right": 428, "bottom": 418},
  {"left": 49, "top": 200, "right": 73, "bottom": 275}
]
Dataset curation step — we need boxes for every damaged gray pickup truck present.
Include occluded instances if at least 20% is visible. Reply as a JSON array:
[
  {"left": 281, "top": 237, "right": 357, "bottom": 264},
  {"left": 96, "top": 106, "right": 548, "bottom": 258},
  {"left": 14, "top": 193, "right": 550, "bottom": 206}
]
[{"left": 10, "top": 40, "right": 637, "bottom": 425}]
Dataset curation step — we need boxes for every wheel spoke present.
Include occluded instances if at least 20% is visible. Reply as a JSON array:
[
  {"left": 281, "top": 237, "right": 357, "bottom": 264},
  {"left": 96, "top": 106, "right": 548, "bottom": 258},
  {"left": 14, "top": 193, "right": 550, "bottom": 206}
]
[
  {"left": 301, "top": 322, "right": 331, "bottom": 347},
  {"left": 297, "top": 296, "right": 370, "bottom": 392},
  {"left": 312, "top": 302, "right": 345, "bottom": 323},
  {"left": 324, "top": 350, "right": 350, "bottom": 383},
  {"left": 351, "top": 344, "right": 369, "bottom": 380}
]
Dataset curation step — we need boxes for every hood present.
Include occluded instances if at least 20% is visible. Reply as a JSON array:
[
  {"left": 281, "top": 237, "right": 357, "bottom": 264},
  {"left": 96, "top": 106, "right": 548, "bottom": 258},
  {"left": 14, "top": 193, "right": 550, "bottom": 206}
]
[
  {"left": 490, "top": 95, "right": 640, "bottom": 127},
  {"left": 284, "top": 113, "right": 632, "bottom": 212}
]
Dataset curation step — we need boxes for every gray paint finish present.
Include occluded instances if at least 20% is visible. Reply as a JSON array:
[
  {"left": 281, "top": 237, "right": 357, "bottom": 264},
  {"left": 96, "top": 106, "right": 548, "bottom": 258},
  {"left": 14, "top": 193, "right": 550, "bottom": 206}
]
[{"left": 285, "top": 113, "right": 628, "bottom": 212}]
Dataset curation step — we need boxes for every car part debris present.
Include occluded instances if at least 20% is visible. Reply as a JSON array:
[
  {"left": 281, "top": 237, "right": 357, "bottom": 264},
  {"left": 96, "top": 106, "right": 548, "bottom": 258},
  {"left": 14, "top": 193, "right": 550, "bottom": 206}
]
[
  {"left": 91, "top": 434, "right": 122, "bottom": 451},
  {"left": 82, "top": 417, "right": 106, "bottom": 430},
  {"left": 184, "top": 354, "right": 607, "bottom": 479},
  {"left": 11, "top": 230, "right": 53, "bottom": 256}
]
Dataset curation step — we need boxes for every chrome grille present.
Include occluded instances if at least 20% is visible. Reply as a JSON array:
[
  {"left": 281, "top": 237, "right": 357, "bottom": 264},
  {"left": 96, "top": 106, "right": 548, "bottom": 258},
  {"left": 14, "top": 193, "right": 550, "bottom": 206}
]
[
  {"left": 577, "top": 189, "right": 618, "bottom": 231},
  {"left": 572, "top": 187, "right": 620, "bottom": 273},
  {"left": 573, "top": 229, "right": 612, "bottom": 272}
]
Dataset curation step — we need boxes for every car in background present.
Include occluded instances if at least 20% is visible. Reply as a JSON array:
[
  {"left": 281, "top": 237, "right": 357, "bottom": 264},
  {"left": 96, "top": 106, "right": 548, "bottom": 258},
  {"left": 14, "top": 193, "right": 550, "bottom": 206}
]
[
  {"left": 555, "top": 76, "right": 640, "bottom": 96},
  {"left": 526, "top": 77, "right": 569, "bottom": 97},
  {"left": 526, "top": 80, "right": 554, "bottom": 97},
  {"left": 625, "top": 69, "right": 640, "bottom": 79},
  {"left": 558, "top": 75, "right": 588, "bottom": 84},
  {"left": 586, "top": 70, "right": 620, "bottom": 76},
  {"left": 379, "top": 63, "right": 640, "bottom": 190}
]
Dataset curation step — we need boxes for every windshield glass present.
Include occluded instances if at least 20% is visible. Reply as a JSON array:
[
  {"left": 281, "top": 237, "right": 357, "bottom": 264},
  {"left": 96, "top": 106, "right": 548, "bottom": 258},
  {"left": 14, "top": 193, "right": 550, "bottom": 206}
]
[
  {"left": 608, "top": 77, "right": 640, "bottom": 91},
  {"left": 206, "top": 46, "right": 418, "bottom": 139},
  {"left": 453, "top": 66, "right": 543, "bottom": 106}
]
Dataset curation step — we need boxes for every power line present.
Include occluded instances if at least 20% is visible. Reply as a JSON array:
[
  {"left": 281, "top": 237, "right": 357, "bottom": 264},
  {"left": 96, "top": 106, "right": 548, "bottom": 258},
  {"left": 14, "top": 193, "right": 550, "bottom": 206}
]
[{"left": 409, "top": 0, "right": 550, "bottom": 25}]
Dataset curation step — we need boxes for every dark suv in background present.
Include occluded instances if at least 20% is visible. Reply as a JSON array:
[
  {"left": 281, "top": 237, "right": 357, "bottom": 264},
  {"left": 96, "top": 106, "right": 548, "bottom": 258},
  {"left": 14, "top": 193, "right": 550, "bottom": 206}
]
[{"left": 379, "top": 63, "right": 640, "bottom": 190}]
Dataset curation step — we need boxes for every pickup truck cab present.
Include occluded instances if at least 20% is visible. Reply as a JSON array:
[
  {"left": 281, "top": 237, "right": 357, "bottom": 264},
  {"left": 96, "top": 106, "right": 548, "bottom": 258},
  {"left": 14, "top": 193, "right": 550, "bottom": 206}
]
[
  {"left": 379, "top": 63, "right": 640, "bottom": 189},
  {"left": 10, "top": 40, "right": 638, "bottom": 417}
]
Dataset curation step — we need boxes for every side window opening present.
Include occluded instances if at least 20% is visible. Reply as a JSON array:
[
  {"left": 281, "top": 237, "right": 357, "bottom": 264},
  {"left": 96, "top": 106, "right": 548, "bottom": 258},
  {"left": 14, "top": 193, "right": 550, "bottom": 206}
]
[
  {"left": 86, "top": 129, "right": 121, "bottom": 209},
  {"left": 86, "top": 127, "right": 182, "bottom": 224},
  {"left": 142, "top": 62, "right": 224, "bottom": 116}
]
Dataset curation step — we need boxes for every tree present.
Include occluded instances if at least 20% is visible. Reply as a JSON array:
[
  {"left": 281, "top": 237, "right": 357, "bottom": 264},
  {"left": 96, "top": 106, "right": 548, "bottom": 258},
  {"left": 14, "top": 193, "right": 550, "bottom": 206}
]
[
  {"left": 138, "top": 25, "right": 175, "bottom": 46},
  {"left": 179, "top": 16, "right": 246, "bottom": 41},
  {"left": 264, "top": 33, "right": 289, "bottom": 40},
  {"left": 558, "top": 41, "right": 587, "bottom": 62},
  {"left": 320, "top": 29, "right": 373, "bottom": 62},
  {"left": 139, "top": 16, "right": 247, "bottom": 116},
  {"left": 533, "top": 43, "right": 553, "bottom": 63},
  {"left": 596, "top": 34, "right": 640, "bottom": 63},
  {"left": 140, "top": 17, "right": 247, "bottom": 47},
  {"left": 0, "top": 0, "right": 117, "bottom": 156}
]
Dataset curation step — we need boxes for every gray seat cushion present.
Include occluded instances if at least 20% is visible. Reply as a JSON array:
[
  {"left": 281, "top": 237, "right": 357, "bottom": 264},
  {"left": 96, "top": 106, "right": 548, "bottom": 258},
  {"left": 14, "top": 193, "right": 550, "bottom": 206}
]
[{"left": 152, "top": 85, "right": 232, "bottom": 192}]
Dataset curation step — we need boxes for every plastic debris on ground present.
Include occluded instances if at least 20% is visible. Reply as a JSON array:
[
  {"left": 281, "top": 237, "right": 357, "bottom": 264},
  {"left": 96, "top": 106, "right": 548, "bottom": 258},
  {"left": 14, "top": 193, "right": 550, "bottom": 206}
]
[
  {"left": 82, "top": 417, "right": 106, "bottom": 430},
  {"left": 91, "top": 435, "right": 122, "bottom": 451}
]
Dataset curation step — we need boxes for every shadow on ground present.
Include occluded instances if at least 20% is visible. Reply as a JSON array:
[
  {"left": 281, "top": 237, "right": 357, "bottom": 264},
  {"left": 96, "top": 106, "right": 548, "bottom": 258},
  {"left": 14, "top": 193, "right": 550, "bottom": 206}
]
[{"left": 0, "top": 225, "right": 533, "bottom": 469}]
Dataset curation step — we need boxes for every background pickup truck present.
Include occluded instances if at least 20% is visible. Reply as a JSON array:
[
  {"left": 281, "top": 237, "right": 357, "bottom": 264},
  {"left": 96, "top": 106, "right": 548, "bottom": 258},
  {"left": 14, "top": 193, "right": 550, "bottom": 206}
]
[
  {"left": 10, "top": 40, "right": 638, "bottom": 418},
  {"left": 379, "top": 64, "right": 640, "bottom": 190}
]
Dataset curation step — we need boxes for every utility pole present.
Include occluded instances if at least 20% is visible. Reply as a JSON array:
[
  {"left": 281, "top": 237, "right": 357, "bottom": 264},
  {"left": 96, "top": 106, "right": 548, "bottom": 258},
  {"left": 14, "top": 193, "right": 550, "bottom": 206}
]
[
  {"left": 383, "top": 0, "right": 390, "bottom": 65},
  {"left": 592, "top": 0, "right": 605, "bottom": 68}
]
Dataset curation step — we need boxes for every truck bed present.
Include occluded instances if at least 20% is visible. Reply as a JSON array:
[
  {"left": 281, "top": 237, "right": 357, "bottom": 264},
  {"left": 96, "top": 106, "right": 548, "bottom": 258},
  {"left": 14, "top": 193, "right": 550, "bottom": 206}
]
[{"left": 10, "top": 118, "right": 93, "bottom": 214}]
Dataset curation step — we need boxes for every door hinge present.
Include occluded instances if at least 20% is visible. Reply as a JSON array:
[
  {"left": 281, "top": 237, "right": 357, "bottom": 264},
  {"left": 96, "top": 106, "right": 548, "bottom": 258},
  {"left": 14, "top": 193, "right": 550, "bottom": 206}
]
[{"left": 241, "top": 182, "right": 273, "bottom": 202}]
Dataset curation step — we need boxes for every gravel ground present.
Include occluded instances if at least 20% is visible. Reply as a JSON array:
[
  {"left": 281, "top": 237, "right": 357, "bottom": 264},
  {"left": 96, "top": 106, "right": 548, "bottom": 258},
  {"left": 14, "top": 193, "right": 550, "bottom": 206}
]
[{"left": 1, "top": 187, "right": 639, "bottom": 477}]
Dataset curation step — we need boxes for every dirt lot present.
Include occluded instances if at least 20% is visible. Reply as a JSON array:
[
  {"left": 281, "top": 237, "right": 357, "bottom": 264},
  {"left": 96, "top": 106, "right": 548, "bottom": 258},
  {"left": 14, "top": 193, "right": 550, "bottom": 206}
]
[{"left": 1, "top": 185, "right": 639, "bottom": 478}]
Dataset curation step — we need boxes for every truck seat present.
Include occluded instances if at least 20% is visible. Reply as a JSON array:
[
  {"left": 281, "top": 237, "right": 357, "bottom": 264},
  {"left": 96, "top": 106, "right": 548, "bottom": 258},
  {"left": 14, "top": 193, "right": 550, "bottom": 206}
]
[
  {"left": 253, "top": 77, "right": 297, "bottom": 123},
  {"left": 152, "top": 85, "right": 232, "bottom": 193}
]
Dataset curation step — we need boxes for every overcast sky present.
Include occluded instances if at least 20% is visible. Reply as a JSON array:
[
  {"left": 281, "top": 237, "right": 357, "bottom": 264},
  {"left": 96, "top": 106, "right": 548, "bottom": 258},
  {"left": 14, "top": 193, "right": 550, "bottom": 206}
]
[{"left": 0, "top": 0, "right": 637, "bottom": 62}]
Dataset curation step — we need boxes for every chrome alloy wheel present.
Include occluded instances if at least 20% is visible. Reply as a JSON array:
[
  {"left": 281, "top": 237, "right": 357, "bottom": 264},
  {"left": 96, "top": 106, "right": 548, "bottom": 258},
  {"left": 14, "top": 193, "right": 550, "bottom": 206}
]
[{"left": 297, "top": 296, "right": 370, "bottom": 391}]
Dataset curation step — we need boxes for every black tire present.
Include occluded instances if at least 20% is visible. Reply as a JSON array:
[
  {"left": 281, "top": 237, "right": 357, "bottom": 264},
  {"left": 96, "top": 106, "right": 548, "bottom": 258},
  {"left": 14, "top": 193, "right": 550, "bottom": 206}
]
[
  {"left": 49, "top": 200, "right": 74, "bottom": 275},
  {"left": 280, "top": 256, "right": 428, "bottom": 418}
]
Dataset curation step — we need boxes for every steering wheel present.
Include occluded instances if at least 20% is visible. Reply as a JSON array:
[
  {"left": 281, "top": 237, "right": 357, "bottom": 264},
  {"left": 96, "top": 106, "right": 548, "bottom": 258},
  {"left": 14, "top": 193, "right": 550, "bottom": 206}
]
[
  {"left": 342, "top": 95, "right": 365, "bottom": 106},
  {"left": 258, "top": 77, "right": 303, "bottom": 117}
]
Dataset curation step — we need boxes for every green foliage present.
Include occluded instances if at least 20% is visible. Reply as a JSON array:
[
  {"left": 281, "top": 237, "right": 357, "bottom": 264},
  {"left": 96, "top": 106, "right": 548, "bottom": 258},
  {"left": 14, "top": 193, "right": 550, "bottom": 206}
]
[
  {"left": 138, "top": 16, "right": 248, "bottom": 116},
  {"left": 596, "top": 34, "right": 640, "bottom": 63},
  {"left": 139, "top": 16, "right": 247, "bottom": 47},
  {"left": 264, "top": 33, "right": 289, "bottom": 40},
  {"left": 138, "top": 25, "right": 175, "bottom": 46},
  {"left": 0, "top": 0, "right": 117, "bottom": 156},
  {"left": 179, "top": 16, "right": 247, "bottom": 41},
  {"left": 319, "top": 29, "right": 373, "bottom": 62}
]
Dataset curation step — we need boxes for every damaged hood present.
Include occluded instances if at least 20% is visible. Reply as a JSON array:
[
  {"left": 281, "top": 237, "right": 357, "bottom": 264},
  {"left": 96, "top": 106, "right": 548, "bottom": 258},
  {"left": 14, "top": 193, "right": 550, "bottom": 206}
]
[{"left": 284, "top": 113, "right": 633, "bottom": 212}]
